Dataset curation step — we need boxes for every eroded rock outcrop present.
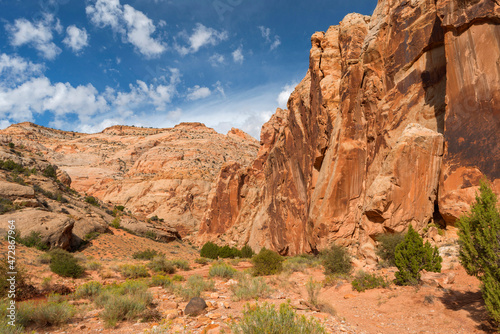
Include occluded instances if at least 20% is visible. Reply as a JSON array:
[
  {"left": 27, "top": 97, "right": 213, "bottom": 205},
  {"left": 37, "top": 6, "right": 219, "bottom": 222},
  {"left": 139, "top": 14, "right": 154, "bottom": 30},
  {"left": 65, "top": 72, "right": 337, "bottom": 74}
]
[{"left": 199, "top": 0, "right": 500, "bottom": 258}]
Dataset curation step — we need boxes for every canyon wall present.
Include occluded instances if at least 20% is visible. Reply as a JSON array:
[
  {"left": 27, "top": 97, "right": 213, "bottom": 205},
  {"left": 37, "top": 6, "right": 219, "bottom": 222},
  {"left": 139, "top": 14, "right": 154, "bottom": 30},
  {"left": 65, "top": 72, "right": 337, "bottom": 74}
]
[{"left": 198, "top": 0, "right": 500, "bottom": 259}]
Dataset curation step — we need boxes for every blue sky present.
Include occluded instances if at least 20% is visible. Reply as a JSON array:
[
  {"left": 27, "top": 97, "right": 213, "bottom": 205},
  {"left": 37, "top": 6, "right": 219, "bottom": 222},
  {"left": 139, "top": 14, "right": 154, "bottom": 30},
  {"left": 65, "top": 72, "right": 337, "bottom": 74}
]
[{"left": 0, "top": 0, "right": 375, "bottom": 138}]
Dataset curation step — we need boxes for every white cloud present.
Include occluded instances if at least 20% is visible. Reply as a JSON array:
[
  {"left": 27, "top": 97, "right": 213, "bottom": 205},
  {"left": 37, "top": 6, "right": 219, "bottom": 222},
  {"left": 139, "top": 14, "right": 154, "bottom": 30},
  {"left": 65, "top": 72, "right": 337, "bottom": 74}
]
[
  {"left": 86, "top": 0, "right": 165, "bottom": 57},
  {"left": 258, "top": 25, "right": 281, "bottom": 51},
  {"left": 63, "top": 26, "right": 89, "bottom": 53},
  {"left": 0, "top": 53, "right": 44, "bottom": 85},
  {"left": 186, "top": 85, "right": 211, "bottom": 101},
  {"left": 5, "top": 14, "right": 62, "bottom": 60},
  {"left": 209, "top": 53, "right": 225, "bottom": 67},
  {"left": 277, "top": 83, "right": 296, "bottom": 108},
  {"left": 175, "top": 23, "right": 228, "bottom": 56},
  {"left": 213, "top": 81, "right": 225, "bottom": 97},
  {"left": 232, "top": 46, "right": 244, "bottom": 64}
]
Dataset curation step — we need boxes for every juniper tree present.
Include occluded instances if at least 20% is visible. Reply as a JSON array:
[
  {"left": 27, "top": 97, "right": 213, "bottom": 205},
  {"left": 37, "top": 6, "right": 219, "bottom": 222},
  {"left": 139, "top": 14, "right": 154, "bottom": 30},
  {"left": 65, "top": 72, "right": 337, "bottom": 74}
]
[
  {"left": 458, "top": 180, "right": 500, "bottom": 324},
  {"left": 394, "top": 224, "right": 442, "bottom": 285}
]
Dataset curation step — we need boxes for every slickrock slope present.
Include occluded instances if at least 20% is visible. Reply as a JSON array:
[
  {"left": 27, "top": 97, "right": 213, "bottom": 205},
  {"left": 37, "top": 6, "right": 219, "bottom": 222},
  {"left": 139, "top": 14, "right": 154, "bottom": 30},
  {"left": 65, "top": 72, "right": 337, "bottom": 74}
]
[
  {"left": 199, "top": 0, "right": 500, "bottom": 258},
  {"left": 0, "top": 122, "right": 259, "bottom": 236}
]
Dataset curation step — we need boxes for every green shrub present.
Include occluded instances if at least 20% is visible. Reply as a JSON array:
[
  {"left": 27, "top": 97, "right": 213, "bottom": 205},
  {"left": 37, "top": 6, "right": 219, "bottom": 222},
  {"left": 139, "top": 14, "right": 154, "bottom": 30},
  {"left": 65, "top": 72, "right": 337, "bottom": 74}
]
[
  {"left": 120, "top": 264, "right": 150, "bottom": 278},
  {"left": 283, "top": 255, "right": 319, "bottom": 273},
  {"left": 457, "top": 180, "right": 500, "bottom": 324},
  {"left": 394, "top": 225, "right": 442, "bottom": 285},
  {"left": 320, "top": 244, "right": 352, "bottom": 276},
  {"left": 84, "top": 232, "right": 101, "bottom": 241},
  {"left": 110, "top": 217, "right": 121, "bottom": 228},
  {"left": 75, "top": 281, "right": 103, "bottom": 299},
  {"left": 172, "top": 274, "right": 185, "bottom": 282},
  {"left": 200, "top": 241, "right": 220, "bottom": 259},
  {"left": 171, "top": 259, "right": 190, "bottom": 271},
  {"left": 376, "top": 233, "right": 405, "bottom": 267},
  {"left": 252, "top": 248, "right": 283, "bottom": 276},
  {"left": 133, "top": 249, "right": 160, "bottom": 260},
  {"left": 218, "top": 245, "right": 242, "bottom": 258},
  {"left": 16, "top": 300, "right": 75, "bottom": 327},
  {"left": 0, "top": 258, "right": 29, "bottom": 299},
  {"left": 42, "top": 165, "right": 57, "bottom": 179},
  {"left": 306, "top": 277, "right": 322, "bottom": 306},
  {"left": 87, "top": 261, "right": 102, "bottom": 271},
  {"left": 0, "top": 300, "right": 24, "bottom": 333},
  {"left": 231, "top": 273, "right": 271, "bottom": 301},
  {"left": 148, "top": 256, "right": 176, "bottom": 274},
  {"left": 241, "top": 244, "right": 255, "bottom": 258},
  {"left": 85, "top": 196, "right": 99, "bottom": 207},
  {"left": 351, "top": 271, "right": 390, "bottom": 292},
  {"left": 17, "top": 231, "right": 49, "bottom": 251},
  {"left": 209, "top": 262, "right": 237, "bottom": 278},
  {"left": 195, "top": 257, "right": 210, "bottom": 265},
  {"left": 231, "top": 302, "right": 327, "bottom": 334},
  {"left": 174, "top": 274, "right": 214, "bottom": 301},
  {"left": 94, "top": 281, "right": 153, "bottom": 328},
  {"left": 49, "top": 249, "right": 85, "bottom": 278},
  {"left": 150, "top": 275, "right": 173, "bottom": 288}
]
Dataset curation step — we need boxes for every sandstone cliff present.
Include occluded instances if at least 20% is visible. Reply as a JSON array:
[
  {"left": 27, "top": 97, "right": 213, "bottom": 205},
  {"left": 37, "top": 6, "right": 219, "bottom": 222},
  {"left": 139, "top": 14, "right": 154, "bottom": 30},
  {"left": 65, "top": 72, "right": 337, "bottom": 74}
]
[
  {"left": 0, "top": 122, "right": 259, "bottom": 236},
  {"left": 198, "top": 0, "right": 500, "bottom": 259}
]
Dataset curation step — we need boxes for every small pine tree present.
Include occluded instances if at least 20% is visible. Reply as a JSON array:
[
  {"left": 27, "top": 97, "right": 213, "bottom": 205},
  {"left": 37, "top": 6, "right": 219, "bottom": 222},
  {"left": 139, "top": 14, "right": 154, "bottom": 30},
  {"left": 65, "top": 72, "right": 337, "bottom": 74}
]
[
  {"left": 200, "top": 241, "right": 220, "bottom": 259},
  {"left": 457, "top": 180, "right": 500, "bottom": 324},
  {"left": 394, "top": 225, "right": 442, "bottom": 285}
]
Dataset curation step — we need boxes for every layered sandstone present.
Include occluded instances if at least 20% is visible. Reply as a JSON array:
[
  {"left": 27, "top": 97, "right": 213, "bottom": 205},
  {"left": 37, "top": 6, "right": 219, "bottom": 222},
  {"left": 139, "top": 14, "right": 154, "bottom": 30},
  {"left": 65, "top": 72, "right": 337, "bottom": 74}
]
[
  {"left": 0, "top": 122, "right": 259, "bottom": 236},
  {"left": 199, "top": 0, "right": 500, "bottom": 258}
]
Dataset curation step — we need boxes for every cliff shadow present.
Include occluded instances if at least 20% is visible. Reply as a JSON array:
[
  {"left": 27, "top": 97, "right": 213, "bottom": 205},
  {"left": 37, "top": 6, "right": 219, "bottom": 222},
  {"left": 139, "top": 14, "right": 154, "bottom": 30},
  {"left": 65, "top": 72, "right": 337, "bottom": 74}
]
[{"left": 439, "top": 289, "right": 497, "bottom": 333}]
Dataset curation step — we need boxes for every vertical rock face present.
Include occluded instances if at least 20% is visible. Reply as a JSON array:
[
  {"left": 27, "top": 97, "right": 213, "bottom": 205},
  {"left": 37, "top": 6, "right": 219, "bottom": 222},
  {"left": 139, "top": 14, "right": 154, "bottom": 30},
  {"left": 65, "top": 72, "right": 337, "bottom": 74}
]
[{"left": 198, "top": 0, "right": 500, "bottom": 257}]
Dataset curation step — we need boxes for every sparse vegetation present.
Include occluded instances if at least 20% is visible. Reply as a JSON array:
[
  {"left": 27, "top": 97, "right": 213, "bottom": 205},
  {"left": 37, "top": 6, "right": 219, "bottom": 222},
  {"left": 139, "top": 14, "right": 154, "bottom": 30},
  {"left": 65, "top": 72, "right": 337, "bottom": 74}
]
[
  {"left": 171, "top": 259, "right": 190, "bottom": 271},
  {"left": 84, "top": 231, "right": 101, "bottom": 242},
  {"left": 394, "top": 225, "right": 442, "bottom": 285},
  {"left": 283, "top": 254, "right": 319, "bottom": 273},
  {"left": 376, "top": 233, "right": 405, "bottom": 267},
  {"left": 133, "top": 249, "right": 160, "bottom": 260},
  {"left": 120, "top": 264, "right": 150, "bottom": 278},
  {"left": 150, "top": 275, "right": 173, "bottom": 288},
  {"left": 321, "top": 244, "right": 352, "bottom": 276},
  {"left": 85, "top": 195, "right": 100, "bottom": 207},
  {"left": 75, "top": 281, "right": 103, "bottom": 299},
  {"left": 351, "top": 270, "right": 390, "bottom": 292},
  {"left": 209, "top": 261, "right": 237, "bottom": 278},
  {"left": 49, "top": 249, "right": 85, "bottom": 278},
  {"left": 87, "top": 261, "right": 102, "bottom": 271},
  {"left": 148, "top": 256, "right": 175, "bottom": 274},
  {"left": 174, "top": 274, "right": 214, "bottom": 301},
  {"left": 194, "top": 257, "right": 210, "bottom": 265},
  {"left": 16, "top": 299, "right": 75, "bottom": 328},
  {"left": 457, "top": 180, "right": 500, "bottom": 324},
  {"left": 231, "top": 273, "right": 271, "bottom": 301},
  {"left": 16, "top": 231, "right": 49, "bottom": 251},
  {"left": 110, "top": 217, "right": 121, "bottom": 228},
  {"left": 306, "top": 277, "right": 322, "bottom": 306},
  {"left": 231, "top": 302, "right": 327, "bottom": 334},
  {"left": 252, "top": 248, "right": 284, "bottom": 276},
  {"left": 42, "top": 165, "right": 58, "bottom": 179}
]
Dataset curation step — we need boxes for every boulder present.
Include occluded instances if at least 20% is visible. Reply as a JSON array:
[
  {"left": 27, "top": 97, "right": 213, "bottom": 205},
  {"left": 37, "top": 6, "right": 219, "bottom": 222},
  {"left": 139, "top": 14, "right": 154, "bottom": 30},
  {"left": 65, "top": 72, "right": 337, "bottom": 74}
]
[
  {"left": 0, "top": 181, "right": 35, "bottom": 198},
  {"left": 184, "top": 297, "right": 207, "bottom": 316}
]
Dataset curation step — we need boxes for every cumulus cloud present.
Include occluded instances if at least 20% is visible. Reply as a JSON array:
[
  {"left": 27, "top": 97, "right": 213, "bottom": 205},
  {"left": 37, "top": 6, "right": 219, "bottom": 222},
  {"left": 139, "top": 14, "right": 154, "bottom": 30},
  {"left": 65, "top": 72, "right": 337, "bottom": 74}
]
[
  {"left": 277, "top": 83, "right": 297, "bottom": 108},
  {"left": 209, "top": 53, "right": 225, "bottom": 67},
  {"left": 258, "top": 25, "right": 281, "bottom": 51},
  {"left": 0, "top": 53, "right": 44, "bottom": 85},
  {"left": 86, "top": 0, "right": 165, "bottom": 57},
  {"left": 5, "top": 14, "right": 62, "bottom": 60},
  {"left": 232, "top": 46, "right": 244, "bottom": 64},
  {"left": 63, "top": 26, "right": 89, "bottom": 53},
  {"left": 175, "top": 23, "right": 228, "bottom": 56},
  {"left": 186, "top": 85, "right": 211, "bottom": 101}
]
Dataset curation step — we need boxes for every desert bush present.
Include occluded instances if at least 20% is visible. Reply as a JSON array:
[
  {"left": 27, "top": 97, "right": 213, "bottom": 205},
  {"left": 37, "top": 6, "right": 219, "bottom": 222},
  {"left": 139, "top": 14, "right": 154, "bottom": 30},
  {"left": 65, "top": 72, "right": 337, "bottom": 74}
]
[
  {"left": 195, "top": 257, "right": 210, "bottom": 265},
  {"left": 240, "top": 244, "right": 255, "bottom": 258},
  {"left": 231, "top": 302, "right": 327, "bottom": 334},
  {"left": 171, "top": 259, "right": 190, "bottom": 271},
  {"left": 17, "top": 231, "right": 49, "bottom": 251},
  {"left": 38, "top": 252, "right": 52, "bottom": 264},
  {"left": 174, "top": 274, "right": 214, "bottom": 301},
  {"left": 457, "top": 180, "right": 500, "bottom": 324},
  {"left": 306, "top": 277, "right": 322, "bottom": 306},
  {"left": 148, "top": 256, "right": 175, "bottom": 274},
  {"left": 150, "top": 275, "right": 173, "bottom": 288},
  {"left": 218, "top": 245, "right": 242, "bottom": 258},
  {"left": 351, "top": 271, "right": 390, "bottom": 292},
  {"left": 84, "top": 195, "right": 99, "bottom": 207},
  {"left": 87, "top": 261, "right": 102, "bottom": 271},
  {"left": 94, "top": 280, "right": 153, "bottom": 327},
  {"left": 110, "top": 217, "right": 121, "bottom": 228},
  {"left": 376, "top": 233, "right": 405, "bottom": 267},
  {"left": 0, "top": 257, "right": 30, "bottom": 299},
  {"left": 42, "top": 165, "right": 57, "bottom": 179},
  {"left": 0, "top": 300, "right": 24, "bottom": 333},
  {"left": 49, "top": 249, "right": 85, "bottom": 278},
  {"left": 252, "top": 248, "right": 284, "bottom": 276},
  {"left": 120, "top": 264, "right": 150, "bottom": 278},
  {"left": 231, "top": 273, "right": 271, "bottom": 301},
  {"left": 283, "top": 255, "right": 319, "bottom": 273},
  {"left": 172, "top": 274, "right": 185, "bottom": 282},
  {"left": 209, "top": 262, "right": 237, "bottom": 278},
  {"left": 321, "top": 244, "right": 352, "bottom": 276},
  {"left": 16, "top": 300, "right": 75, "bottom": 327},
  {"left": 133, "top": 249, "right": 160, "bottom": 260},
  {"left": 75, "top": 281, "right": 102, "bottom": 299},
  {"left": 394, "top": 225, "right": 442, "bottom": 285},
  {"left": 200, "top": 241, "right": 220, "bottom": 259}
]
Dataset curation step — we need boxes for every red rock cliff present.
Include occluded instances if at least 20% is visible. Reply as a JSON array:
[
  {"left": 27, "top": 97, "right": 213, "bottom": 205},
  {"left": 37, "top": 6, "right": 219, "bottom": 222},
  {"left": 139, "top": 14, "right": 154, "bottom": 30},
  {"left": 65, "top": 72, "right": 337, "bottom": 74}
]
[{"left": 198, "top": 0, "right": 500, "bottom": 258}]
